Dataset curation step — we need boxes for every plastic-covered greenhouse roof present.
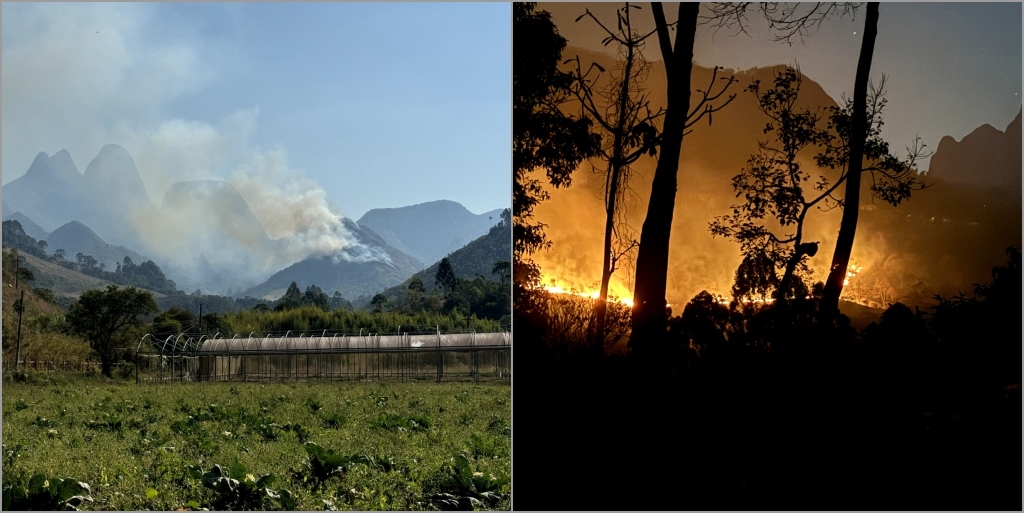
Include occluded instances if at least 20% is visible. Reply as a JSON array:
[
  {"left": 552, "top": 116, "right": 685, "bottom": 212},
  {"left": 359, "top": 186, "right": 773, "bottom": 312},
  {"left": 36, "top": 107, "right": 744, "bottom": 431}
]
[{"left": 191, "top": 332, "right": 511, "bottom": 354}]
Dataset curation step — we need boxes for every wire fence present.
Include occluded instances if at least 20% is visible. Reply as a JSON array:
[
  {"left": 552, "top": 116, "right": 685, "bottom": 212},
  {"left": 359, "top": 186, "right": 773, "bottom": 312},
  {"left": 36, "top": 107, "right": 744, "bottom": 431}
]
[{"left": 5, "top": 360, "right": 125, "bottom": 374}]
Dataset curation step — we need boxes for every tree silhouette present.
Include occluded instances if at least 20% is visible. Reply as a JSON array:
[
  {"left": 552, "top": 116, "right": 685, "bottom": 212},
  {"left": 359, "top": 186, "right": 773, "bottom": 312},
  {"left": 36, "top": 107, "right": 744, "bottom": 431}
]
[
  {"left": 711, "top": 67, "right": 925, "bottom": 304},
  {"left": 67, "top": 285, "right": 157, "bottom": 377},
  {"left": 15, "top": 266, "right": 35, "bottom": 286},
  {"left": 435, "top": 258, "right": 458, "bottom": 298},
  {"left": 303, "top": 284, "right": 330, "bottom": 311},
  {"left": 408, "top": 275, "right": 425, "bottom": 293},
  {"left": 703, "top": 2, "right": 929, "bottom": 319},
  {"left": 630, "top": 3, "right": 738, "bottom": 357},
  {"left": 276, "top": 281, "right": 303, "bottom": 311},
  {"left": 370, "top": 293, "right": 390, "bottom": 314},
  {"left": 491, "top": 260, "right": 510, "bottom": 291},
  {"left": 565, "top": 3, "right": 662, "bottom": 343},
  {"left": 819, "top": 2, "right": 881, "bottom": 318},
  {"left": 513, "top": 2, "right": 602, "bottom": 286}
]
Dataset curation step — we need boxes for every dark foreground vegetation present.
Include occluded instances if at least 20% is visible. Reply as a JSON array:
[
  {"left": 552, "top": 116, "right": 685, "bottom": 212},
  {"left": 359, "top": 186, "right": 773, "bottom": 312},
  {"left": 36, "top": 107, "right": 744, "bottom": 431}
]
[{"left": 514, "top": 248, "right": 1021, "bottom": 510}]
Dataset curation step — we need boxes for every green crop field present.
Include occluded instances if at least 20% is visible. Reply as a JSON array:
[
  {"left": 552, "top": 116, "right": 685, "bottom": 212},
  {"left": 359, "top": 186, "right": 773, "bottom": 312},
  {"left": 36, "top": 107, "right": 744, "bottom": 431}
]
[{"left": 1, "top": 373, "right": 510, "bottom": 511}]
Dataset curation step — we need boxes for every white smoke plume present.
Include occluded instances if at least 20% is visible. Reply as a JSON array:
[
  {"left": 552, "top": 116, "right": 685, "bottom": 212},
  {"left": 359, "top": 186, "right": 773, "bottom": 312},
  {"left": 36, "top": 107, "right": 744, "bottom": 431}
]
[
  {"left": 121, "top": 108, "right": 380, "bottom": 294},
  {"left": 229, "top": 148, "right": 385, "bottom": 267}
]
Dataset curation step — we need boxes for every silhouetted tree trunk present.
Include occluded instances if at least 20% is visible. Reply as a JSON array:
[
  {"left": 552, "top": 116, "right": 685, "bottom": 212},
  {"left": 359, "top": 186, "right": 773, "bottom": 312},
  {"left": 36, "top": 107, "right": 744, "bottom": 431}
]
[
  {"left": 630, "top": 3, "right": 699, "bottom": 356},
  {"left": 821, "top": 2, "right": 879, "bottom": 319},
  {"left": 567, "top": 4, "right": 659, "bottom": 347}
]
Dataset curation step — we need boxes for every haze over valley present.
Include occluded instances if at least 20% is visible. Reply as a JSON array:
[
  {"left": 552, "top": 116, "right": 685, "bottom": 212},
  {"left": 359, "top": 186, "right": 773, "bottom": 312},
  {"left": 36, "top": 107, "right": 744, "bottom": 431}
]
[{"left": 2, "top": 144, "right": 507, "bottom": 304}]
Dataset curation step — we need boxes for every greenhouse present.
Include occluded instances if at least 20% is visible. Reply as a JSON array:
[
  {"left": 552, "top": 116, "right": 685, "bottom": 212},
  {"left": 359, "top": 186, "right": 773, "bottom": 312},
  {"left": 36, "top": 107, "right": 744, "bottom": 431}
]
[{"left": 135, "top": 330, "right": 511, "bottom": 383}]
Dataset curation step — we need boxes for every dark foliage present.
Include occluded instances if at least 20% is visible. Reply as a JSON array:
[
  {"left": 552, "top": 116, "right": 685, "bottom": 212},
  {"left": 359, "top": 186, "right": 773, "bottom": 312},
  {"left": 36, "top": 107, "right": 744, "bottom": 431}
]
[
  {"left": 516, "top": 246, "right": 1020, "bottom": 511},
  {"left": 513, "top": 3, "right": 602, "bottom": 284}
]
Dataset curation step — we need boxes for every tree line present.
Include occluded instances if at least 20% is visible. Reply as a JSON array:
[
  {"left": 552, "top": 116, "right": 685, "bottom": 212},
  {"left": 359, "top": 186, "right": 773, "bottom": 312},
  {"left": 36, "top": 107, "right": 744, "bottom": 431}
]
[{"left": 2, "top": 220, "right": 180, "bottom": 295}]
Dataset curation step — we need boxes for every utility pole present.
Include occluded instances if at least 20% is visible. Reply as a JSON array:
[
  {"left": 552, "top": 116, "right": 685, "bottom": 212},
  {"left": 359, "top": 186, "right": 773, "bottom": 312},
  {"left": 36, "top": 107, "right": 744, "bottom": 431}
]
[{"left": 15, "top": 290, "right": 25, "bottom": 371}]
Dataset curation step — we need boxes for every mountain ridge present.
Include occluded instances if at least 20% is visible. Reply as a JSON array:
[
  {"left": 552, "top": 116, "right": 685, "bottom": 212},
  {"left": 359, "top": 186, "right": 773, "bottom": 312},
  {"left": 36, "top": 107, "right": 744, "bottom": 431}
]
[
  {"left": 357, "top": 199, "right": 504, "bottom": 265},
  {"left": 239, "top": 217, "right": 424, "bottom": 301}
]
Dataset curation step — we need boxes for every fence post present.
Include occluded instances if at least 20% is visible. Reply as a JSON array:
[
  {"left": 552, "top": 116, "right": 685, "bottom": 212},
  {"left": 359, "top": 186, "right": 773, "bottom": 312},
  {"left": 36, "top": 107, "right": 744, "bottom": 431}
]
[{"left": 436, "top": 326, "right": 442, "bottom": 383}]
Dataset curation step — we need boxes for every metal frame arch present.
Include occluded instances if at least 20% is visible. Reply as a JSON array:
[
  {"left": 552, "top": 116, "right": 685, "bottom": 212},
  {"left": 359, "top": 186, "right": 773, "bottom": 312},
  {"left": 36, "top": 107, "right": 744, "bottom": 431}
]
[{"left": 137, "top": 333, "right": 155, "bottom": 353}]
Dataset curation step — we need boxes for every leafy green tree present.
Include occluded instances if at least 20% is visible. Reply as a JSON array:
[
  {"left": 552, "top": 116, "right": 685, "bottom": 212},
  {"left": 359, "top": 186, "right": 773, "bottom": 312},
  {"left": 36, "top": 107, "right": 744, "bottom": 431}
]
[
  {"left": 370, "top": 293, "right": 390, "bottom": 314},
  {"left": 303, "top": 284, "right": 330, "bottom": 311},
  {"left": 492, "top": 261, "right": 510, "bottom": 291},
  {"left": 53, "top": 248, "right": 66, "bottom": 261},
  {"left": 405, "top": 276, "right": 427, "bottom": 312},
  {"left": 34, "top": 288, "right": 56, "bottom": 304},
  {"left": 276, "top": 282, "right": 303, "bottom": 311},
  {"left": 329, "top": 291, "right": 353, "bottom": 311},
  {"left": 408, "top": 276, "right": 425, "bottom": 294},
  {"left": 2, "top": 221, "right": 48, "bottom": 260},
  {"left": 201, "top": 312, "right": 230, "bottom": 335},
  {"left": 435, "top": 258, "right": 458, "bottom": 298},
  {"left": 15, "top": 267, "right": 34, "bottom": 285},
  {"left": 67, "top": 285, "right": 158, "bottom": 377},
  {"left": 76, "top": 253, "right": 98, "bottom": 271},
  {"left": 152, "top": 306, "right": 197, "bottom": 345}
]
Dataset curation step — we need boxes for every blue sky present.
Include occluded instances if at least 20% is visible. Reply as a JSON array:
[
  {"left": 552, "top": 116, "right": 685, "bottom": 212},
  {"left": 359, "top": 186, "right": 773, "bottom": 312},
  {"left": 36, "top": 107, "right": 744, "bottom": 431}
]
[
  {"left": 2, "top": 2, "right": 511, "bottom": 220},
  {"left": 541, "top": 2, "right": 1022, "bottom": 171}
]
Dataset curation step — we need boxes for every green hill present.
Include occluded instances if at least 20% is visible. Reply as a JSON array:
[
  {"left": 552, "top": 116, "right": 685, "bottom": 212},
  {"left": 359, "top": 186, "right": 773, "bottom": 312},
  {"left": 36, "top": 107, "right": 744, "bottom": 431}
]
[{"left": 361, "top": 210, "right": 510, "bottom": 308}]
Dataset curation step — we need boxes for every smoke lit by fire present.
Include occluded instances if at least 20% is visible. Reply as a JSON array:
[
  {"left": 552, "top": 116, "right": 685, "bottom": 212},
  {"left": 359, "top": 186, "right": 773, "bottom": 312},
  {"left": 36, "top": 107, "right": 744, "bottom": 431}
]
[{"left": 526, "top": 56, "right": 1019, "bottom": 316}]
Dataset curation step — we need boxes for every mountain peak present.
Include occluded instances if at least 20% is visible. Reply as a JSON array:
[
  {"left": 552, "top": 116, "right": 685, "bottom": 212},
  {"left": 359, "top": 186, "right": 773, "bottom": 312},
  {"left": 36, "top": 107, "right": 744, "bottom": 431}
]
[
  {"left": 48, "top": 149, "right": 82, "bottom": 181},
  {"left": 99, "top": 143, "right": 130, "bottom": 156},
  {"left": 51, "top": 220, "right": 102, "bottom": 242},
  {"left": 357, "top": 200, "right": 504, "bottom": 264},
  {"left": 926, "top": 111, "right": 1022, "bottom": 188},
  {"left": 26, "top": 151, "right": 51, "bottom": 177},
  {"left": 83, "top": 143, "right": 153, "bottom": 207}
]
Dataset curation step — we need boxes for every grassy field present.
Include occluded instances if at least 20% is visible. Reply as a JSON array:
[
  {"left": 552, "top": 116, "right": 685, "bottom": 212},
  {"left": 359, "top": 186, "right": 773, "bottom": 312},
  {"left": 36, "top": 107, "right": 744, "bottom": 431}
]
[{"left": 2, "top": 373, "right": 510, "bottom": 510}]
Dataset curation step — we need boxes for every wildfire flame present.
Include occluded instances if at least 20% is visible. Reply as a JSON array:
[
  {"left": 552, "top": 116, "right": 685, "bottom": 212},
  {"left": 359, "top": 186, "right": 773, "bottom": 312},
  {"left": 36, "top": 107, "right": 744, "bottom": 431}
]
[
  {"left": 537, "top": 262, "right": 877, "bottom": 314},
  {"left": 843, "top": 264, "right": 863, "bottom": 287},
  {"left": 541, "top": 284, "right": 635, "bottom": 308}
]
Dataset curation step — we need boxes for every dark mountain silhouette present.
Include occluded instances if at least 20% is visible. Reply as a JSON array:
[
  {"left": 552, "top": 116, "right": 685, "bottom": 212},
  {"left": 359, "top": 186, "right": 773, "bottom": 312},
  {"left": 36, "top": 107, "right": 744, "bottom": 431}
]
[
  {"left": 6, "top": 211, "right": 50, "bottom": 241},
  {"left": 45, "top": 220, "right": 148, "bottom": 272},
  {"left": 240, "top": 218, "right": 423, "bottom": 301},
  {"left": 357, "top": 200, "right": 504, "bottom": 265},
  {"left": 926, "top": 108, "right": 1022, "bottom": 189},
  {"left": 365, "top": 217, "right": 511, "bottom": 307}
]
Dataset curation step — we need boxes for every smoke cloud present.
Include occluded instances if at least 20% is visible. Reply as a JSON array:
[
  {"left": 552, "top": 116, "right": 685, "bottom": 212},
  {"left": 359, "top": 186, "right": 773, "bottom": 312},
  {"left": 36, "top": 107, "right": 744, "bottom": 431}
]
[{"left": 118, "top": 108, "right": 378, "bottom": 294}]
